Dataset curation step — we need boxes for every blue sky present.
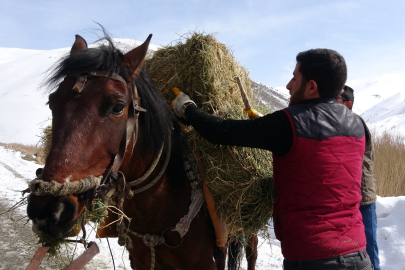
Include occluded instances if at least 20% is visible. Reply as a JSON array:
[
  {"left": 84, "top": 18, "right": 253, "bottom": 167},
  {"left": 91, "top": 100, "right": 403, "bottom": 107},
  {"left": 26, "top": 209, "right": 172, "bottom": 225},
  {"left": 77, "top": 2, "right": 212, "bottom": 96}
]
[{"left": 1, "top": 0, "right": 404, "bottom": 87}]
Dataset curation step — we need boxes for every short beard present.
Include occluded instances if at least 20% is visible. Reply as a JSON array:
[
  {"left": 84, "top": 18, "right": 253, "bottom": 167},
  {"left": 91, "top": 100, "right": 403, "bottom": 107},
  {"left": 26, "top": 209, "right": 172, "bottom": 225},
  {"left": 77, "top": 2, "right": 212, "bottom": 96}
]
[{"left": 288, "top": 83, "right": 306, "bottom": 106}]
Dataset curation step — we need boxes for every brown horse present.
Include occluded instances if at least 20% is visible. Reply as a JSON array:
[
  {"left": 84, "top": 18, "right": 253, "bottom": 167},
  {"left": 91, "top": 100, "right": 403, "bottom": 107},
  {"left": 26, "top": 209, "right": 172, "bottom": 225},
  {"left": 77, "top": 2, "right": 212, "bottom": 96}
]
[{"left": 26, "top": 31, "right": 222, "bottom": 269}]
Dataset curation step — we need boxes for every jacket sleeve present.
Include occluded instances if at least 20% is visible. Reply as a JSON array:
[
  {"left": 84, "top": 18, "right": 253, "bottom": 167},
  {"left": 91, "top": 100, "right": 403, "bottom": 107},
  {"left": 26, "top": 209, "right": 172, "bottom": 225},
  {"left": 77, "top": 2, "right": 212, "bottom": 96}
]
[{"left": 184, "top": 104, "right": 293, "bottom": 157}]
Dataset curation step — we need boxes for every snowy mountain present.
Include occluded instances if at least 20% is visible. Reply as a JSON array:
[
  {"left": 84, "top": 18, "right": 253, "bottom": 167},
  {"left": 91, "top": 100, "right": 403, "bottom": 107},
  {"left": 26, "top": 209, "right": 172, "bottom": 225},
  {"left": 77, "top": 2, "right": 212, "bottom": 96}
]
[
  {"left": 0, "top": 39, "right": 160, "bottom": 145},
  {"left": 273, "top": 75, "right": 405, "bottom": 137},
  {"left": 347, "top": 74, "right": 405, "bottom": 136},
  {"left": 251, "top": 80, "right": 289, "bottom": 111},
  {"left": 0, "top": 41, "right": 404, "bottom": 145}
]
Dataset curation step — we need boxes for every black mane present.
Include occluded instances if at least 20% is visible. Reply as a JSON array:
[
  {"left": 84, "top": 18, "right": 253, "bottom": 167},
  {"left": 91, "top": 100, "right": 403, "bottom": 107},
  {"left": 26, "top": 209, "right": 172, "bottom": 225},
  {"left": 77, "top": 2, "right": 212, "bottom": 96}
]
[{"left": 44, "top": 34, "right": 186, "bottom": 189}]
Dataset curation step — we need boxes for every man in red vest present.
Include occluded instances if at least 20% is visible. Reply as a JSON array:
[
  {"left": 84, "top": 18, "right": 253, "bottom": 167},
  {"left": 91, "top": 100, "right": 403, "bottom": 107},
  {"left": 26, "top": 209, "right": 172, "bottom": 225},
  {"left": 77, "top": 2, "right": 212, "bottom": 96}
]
[{"left": 172, "top": 49, "right": 373, "bottom": 269}]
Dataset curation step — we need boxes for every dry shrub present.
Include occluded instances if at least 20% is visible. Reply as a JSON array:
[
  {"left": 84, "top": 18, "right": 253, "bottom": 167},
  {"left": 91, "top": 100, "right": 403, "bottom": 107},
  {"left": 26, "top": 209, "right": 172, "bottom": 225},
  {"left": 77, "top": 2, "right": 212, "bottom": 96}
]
[
  {"left": 36, "top": 125, "right": 52, "bottom": 164},
  {"left": 145, "top": 33, "right": 274, "bottom": 237},
  {"left": 373, "top": 130, "right": 405, "bottom": 197},
  {"left": 0, "top": 142, "right": 37, "bottom": 155},
  {"left": 0, "top": 142, "right": 41, "bottom": 162}
]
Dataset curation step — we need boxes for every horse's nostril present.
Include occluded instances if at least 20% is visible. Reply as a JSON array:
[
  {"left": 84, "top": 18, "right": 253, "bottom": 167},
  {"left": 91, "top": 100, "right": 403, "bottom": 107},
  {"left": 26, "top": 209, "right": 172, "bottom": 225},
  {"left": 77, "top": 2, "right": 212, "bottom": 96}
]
[
  {"left": 57, "top": 199, "right": 78, "bottom": 225},
  {"left": 36, "top": 168, "right": 43, "bottom": 177}
]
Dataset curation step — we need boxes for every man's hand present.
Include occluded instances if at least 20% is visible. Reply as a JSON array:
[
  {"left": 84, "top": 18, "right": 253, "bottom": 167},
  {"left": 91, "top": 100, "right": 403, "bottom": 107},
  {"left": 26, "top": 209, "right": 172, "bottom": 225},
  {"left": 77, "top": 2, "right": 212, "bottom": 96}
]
[
  {"left": 171, "top": 88, "right": 196, "bottom": 118},
  {"left": 243, "top": 108, "right": 263, "bottom": 119}
]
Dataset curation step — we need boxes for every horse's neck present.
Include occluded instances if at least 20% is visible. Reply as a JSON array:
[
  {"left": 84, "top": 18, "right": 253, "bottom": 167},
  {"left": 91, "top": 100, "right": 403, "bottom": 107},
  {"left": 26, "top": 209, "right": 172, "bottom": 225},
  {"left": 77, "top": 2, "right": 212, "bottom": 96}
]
[
  {"left": 119, "top": 129, "right": 192, "bottom": 231},
  {"left": 120, "top": 126, "right": 161, "bottom": 181}
]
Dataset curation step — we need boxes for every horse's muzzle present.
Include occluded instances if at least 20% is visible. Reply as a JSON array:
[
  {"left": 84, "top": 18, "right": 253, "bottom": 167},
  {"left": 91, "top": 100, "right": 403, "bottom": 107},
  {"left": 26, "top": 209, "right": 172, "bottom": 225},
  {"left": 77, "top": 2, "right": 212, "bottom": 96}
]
[{"left": 27, "top": 194, "right": 79, "bottom": 238}]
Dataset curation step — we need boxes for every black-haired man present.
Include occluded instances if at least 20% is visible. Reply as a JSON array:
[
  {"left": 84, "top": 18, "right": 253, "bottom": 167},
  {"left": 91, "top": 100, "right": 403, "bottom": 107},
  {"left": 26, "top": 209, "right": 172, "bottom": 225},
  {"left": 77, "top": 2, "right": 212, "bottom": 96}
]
[
  {"left": 173, "top": 49, "right": 373, "bottom": 269},
  {"left": 336, "top": 85, "right": 354, "bottom": 109},
  {"left": 337, "top": 85, "right": 380, "bottom": 270}
]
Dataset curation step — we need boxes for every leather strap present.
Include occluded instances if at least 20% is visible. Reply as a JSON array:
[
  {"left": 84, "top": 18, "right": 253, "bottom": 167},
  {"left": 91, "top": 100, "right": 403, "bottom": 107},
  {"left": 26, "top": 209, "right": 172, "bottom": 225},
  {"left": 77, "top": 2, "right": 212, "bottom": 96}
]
[
  {"left": 65, "top": 70, "right": 147, "bottom": 206},
  {"left": 67, "top": 71, "right": 127, "bottom": 93}
]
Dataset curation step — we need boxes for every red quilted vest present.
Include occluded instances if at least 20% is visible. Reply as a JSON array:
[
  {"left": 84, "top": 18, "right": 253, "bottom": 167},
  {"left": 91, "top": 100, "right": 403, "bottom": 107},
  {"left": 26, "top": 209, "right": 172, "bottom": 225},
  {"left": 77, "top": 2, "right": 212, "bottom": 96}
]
[{"left": 272, "top": 99, "right": 366, "bottom": 261}]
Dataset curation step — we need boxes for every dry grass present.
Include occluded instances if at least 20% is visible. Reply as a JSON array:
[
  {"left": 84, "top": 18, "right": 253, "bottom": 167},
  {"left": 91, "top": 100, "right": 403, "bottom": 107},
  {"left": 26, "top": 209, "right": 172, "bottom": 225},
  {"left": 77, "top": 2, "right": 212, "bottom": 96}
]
[
  {"left": 0, "top": 142, "right": 43, "bottom": 163},
  {"left": 373, "top": 130, "right": 405, "bottom": 197},
  {"left": 0, "top": 142, "right": 38, "bottom": 155},
  {"left": 37, "top": 125, "right": 52, "bottom": 164},
  {"left": 145, "top": 32, "right": 274, "bottom": 237}
]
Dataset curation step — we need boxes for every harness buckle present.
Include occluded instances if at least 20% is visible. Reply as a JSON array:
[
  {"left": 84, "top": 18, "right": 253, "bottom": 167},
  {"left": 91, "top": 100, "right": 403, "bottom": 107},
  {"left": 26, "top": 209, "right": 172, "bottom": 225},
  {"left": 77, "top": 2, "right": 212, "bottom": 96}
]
[{"left": 73, "top": 75, "right": 88, "bottom": 92}]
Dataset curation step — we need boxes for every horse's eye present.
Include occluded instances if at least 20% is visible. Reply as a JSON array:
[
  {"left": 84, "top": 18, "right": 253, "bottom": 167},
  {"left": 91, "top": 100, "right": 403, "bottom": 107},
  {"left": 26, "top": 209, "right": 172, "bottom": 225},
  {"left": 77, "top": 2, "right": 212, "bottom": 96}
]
[{"left": 112, "top": 103, "right": 125, "bottom": 115}]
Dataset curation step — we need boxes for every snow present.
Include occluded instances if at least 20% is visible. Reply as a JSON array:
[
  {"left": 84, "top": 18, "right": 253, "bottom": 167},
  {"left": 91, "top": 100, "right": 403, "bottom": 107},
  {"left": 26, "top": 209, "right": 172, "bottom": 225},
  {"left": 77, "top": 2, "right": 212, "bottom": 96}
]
[
  {"left": 2, "top": 146, "right": 405, "bottom": 269},
  {"left": 276, "top": 73, "right": 405, "bottom": 139},
  {"left": 375, "top": 196, "right": 405, "bottom": 270},
  {"left": 0, "top": 38, "right": 161, "bottom": 145},
  {"left": 1, "top": 40, "right": 405, "bottom": 269}
]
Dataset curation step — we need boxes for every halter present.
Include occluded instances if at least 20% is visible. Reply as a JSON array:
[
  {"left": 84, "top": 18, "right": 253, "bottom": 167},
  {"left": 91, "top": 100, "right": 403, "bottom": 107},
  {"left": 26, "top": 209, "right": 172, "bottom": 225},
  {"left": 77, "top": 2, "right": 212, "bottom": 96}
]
[
  {"left": 25, "top": 71, "right": 204, "bottom": 270},
  {"left": 25, "top": 70, "right": 164, "bottom": 201}
]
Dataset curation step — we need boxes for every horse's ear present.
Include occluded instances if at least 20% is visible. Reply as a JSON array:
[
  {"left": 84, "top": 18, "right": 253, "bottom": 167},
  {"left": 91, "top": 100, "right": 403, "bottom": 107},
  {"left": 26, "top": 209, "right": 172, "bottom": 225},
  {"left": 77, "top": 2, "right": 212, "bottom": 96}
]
[
  {"left": 123, "top": 34, "right": 152, "bottom": 79},
  {"left": 71, "top": 35, "right": 88, "bottom": 52}
]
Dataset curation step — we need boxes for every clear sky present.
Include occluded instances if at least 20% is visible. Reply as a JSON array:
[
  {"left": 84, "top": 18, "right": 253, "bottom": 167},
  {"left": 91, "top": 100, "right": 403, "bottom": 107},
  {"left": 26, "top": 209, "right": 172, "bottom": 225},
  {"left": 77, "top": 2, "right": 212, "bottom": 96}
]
[{"left": 1, "top": 0, "right": 404, "bottom": 87}]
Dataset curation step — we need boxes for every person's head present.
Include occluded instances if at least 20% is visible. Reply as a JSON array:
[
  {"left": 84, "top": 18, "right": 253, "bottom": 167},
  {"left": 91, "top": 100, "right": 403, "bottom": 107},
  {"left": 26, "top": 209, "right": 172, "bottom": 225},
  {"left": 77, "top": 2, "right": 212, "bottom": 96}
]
[
  {"left": 286, "top": 49, "right": 347, "bottom": 106},
  {"left": 336, "top": 85, "right": 354, "bottom": 110}
]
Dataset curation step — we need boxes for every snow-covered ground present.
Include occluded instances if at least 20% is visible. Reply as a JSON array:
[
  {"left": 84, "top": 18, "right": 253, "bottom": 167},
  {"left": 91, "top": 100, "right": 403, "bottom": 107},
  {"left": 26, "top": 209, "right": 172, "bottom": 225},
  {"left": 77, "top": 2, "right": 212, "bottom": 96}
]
[
  {"left": 0, "top": 145, "right": 283, "bottom": 269},
  {"left": 1, "top": 146, "right": 405, "bottom": 269},
  {"left": 1, "top": 39, "right": 405, "bottom": 269}
]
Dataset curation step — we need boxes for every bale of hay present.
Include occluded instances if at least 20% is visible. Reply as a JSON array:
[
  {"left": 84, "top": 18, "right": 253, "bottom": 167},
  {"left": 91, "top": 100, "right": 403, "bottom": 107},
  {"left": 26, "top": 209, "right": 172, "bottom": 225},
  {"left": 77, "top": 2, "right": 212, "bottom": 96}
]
[
  {"left": 37, "top": 125, "right": 52, "bottom": 164},
  {"left": 144, "top": 33, "right": 275, "bottom": 238}
]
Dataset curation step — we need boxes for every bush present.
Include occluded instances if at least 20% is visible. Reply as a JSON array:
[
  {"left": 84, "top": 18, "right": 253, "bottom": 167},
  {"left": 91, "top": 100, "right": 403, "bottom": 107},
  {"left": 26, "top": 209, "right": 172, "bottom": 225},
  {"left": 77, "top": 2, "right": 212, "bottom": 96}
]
[
  {"left": 373, "top": 130, "right": 405, "bottom": 197},
  {"left": 0, "top": 142, "right": 42, "bottom": 163}
]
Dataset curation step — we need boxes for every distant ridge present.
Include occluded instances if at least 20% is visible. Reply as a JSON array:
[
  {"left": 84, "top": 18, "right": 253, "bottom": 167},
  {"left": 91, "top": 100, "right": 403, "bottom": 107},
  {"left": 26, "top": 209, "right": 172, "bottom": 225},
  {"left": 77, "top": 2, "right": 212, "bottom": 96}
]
[{"left": 251, "top": 80, "right": 289, "bottom": 112}]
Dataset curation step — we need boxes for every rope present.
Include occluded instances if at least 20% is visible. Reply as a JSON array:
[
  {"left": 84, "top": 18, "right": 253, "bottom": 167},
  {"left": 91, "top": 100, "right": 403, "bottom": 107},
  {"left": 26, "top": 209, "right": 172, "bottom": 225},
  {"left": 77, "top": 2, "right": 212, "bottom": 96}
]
[
  {"left": 127, "top": 144, "right": 164, "bottom": 187},
  {"left": 126, "top": 228, "right": 165, "bottom": 270},
  {"left": 26, "top": 175, "right": 103, "bottom": 196},
  {"left": 106, "top": 238, "right": 115, "bottom": 270},
  {"left": 126, "top": 140, "right": 171, "bottom": 196}
]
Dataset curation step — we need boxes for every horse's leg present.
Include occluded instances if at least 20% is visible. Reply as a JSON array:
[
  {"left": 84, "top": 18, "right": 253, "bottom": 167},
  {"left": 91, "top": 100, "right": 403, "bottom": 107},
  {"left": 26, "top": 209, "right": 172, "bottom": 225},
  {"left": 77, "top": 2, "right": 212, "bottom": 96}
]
[
  {"left": 245, "top": 235, "right": 258, "bottom": 270},
  {"left": 213, "top": 242, "right": 228, "bottom": 270},
  {"left": 228, "top": 239, "right": 243, "bottom": 270}
]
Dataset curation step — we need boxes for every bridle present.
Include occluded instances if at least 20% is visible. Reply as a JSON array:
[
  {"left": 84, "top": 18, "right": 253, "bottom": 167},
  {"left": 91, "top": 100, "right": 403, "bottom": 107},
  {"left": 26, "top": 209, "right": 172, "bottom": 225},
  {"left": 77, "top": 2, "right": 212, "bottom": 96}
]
[
  {"left": 26, "top": 70, "right": 169, "bottom": 207},
  {"left": 70, "top": 70, "right": 145, "bottom": 210}
]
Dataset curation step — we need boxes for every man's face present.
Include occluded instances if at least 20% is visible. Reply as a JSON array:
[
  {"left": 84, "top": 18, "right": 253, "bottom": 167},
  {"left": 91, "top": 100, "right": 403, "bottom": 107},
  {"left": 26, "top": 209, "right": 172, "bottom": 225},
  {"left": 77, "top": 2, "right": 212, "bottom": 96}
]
[
  {"left": 286, "top": 62, "right": 306, "bottom": 106},
  {"left": 335, "top": 90, "right": 352, "bottom": 109}
]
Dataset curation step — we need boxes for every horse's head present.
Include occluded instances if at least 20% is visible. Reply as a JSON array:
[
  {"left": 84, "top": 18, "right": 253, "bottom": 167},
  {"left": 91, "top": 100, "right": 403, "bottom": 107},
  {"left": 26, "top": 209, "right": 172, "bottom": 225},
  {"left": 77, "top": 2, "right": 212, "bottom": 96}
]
[{"left": 27, "top": 33, "right": 152, "bottom": 239}]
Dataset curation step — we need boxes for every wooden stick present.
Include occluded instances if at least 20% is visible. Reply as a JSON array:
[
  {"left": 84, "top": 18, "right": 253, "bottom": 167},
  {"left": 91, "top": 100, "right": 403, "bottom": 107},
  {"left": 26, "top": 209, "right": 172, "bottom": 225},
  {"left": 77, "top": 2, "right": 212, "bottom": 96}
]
[
  {"left": 236, "top": 77, "right": 254, "bottom": 119},
  {"left": 26, "top": 246, "right": 50, "bottom": 270},
  {"left": 63, "top": 242, "right": 100, "bottom": 270}
]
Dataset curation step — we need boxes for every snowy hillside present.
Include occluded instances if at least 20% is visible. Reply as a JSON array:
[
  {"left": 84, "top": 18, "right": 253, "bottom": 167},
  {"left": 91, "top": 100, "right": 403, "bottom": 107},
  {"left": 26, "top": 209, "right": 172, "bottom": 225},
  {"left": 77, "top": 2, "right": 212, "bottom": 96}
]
[
  {"left": 274, "top": 74, "right": 405, "bottom": 136},
  {"left": 0, "top": 38, "right": 160, "bottom": 145},
  {"left": 251, "top": 80, "right": 289, "bottom": 111},
  {"left": 348, "top": 74, "right": 405, "bottom": 136},
  {"left": 1, "top": 41, "right": 405, "bottom": 145}
]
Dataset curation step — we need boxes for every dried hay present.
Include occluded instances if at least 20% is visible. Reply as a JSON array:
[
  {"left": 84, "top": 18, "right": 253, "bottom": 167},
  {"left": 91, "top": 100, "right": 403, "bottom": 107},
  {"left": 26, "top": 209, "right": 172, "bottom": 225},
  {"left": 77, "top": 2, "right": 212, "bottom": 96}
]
[
  {"left": 37, "top": 125, "right": 52, "bottom": 164},
  {"left": 144, "top": 32, "right": 275, "bottom": 238}
]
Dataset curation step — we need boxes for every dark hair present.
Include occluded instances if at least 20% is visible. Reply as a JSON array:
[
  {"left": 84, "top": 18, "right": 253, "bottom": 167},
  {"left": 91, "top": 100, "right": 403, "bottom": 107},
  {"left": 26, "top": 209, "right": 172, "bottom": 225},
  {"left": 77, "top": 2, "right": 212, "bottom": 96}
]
[
  {"left": 341, "top": 85, "right": 354, "bottom": 109},
  {"left": 296, "top": 49, "right": 347, "bottom": 99}
]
